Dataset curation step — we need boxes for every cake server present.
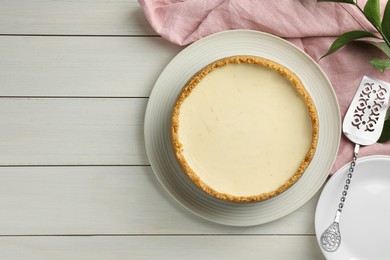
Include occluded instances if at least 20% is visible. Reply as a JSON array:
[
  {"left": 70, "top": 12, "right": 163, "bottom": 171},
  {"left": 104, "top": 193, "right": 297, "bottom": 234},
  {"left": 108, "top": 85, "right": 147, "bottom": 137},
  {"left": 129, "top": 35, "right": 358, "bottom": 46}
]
[{"left": 320, "top": 76, "right": 390, "bottom": 252}]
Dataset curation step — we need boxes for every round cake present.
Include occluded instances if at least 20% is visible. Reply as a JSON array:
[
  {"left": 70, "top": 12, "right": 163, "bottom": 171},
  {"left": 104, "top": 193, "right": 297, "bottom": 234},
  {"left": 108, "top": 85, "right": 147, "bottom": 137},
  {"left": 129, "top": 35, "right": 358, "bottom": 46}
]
[{"left": 171, "top": 56, "right": 318, "bottom": 203}]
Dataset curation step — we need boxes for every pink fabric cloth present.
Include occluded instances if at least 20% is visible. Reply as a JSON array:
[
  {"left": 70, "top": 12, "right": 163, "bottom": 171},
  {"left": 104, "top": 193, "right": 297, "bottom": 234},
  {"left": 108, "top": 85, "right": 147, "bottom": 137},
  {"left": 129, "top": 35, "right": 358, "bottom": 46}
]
[{"left": 139, "top": 0, "right": 390, "bottom": 174}]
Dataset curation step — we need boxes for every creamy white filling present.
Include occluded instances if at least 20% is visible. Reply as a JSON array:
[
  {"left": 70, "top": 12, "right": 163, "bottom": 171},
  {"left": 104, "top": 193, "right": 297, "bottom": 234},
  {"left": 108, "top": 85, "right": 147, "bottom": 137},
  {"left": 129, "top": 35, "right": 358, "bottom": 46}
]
[{"left": 178, "top": 63, "right": 313, "bottom": 197}]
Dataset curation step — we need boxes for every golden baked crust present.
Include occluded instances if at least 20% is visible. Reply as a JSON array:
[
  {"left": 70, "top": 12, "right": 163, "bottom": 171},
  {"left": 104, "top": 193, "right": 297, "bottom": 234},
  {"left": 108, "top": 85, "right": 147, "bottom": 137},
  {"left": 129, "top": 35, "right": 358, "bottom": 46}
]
[{"left": 171, "top": 55, "right": 319, "bottom": 203}]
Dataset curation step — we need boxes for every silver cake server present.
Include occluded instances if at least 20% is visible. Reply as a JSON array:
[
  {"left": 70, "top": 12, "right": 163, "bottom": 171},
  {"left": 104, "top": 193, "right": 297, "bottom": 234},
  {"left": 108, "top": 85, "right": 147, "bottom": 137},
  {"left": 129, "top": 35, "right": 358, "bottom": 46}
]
[{"left": 320, "top": 76, "right": 390, "bottom": 252}]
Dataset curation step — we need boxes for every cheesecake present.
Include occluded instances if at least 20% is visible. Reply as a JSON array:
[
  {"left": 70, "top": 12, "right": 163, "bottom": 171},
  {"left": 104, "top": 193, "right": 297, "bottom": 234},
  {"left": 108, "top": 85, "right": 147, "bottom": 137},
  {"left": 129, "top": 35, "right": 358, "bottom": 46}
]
[{"left": 171, "top": 56, "right": 318, "bottom": 203}]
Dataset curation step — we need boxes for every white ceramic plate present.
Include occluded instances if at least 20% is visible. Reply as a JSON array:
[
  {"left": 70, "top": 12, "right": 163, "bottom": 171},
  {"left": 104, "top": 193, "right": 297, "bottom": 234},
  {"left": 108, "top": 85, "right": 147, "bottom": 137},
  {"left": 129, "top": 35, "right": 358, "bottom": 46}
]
[
  {"left": 144, "top": 30, "right": 341, "bottom": 226},
  {"left": 315, "top": 155, "right": 390, "bottom": 259}
]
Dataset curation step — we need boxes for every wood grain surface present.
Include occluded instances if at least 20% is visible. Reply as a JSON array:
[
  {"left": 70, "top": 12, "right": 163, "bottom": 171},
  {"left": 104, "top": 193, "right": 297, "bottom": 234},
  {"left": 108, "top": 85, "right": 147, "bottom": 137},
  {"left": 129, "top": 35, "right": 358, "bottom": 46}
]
[{"left": 0, "top": 0, "right": 326, "bottom": 258}]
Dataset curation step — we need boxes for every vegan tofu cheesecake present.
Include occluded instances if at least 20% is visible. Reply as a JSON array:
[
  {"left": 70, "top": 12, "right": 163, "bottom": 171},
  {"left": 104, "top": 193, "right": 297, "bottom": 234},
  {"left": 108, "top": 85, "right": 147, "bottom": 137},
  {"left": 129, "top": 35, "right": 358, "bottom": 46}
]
[{"left": 171, "top": 56, "right": 318, "bottom": 203}]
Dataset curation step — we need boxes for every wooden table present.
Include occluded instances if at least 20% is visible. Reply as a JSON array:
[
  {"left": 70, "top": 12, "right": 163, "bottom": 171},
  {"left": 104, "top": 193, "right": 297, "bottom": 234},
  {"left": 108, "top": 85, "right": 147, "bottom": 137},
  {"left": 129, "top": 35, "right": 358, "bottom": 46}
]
[{"left": 0, "top": 1, "right": 326, "bottom": 259}]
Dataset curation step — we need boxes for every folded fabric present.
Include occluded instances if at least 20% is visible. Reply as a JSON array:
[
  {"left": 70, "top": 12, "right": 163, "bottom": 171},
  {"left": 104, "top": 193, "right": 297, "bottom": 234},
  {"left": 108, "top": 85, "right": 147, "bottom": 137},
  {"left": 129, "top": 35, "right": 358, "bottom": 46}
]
[{"left": 139, "top": 0, "right": 390, "bottom": 174}]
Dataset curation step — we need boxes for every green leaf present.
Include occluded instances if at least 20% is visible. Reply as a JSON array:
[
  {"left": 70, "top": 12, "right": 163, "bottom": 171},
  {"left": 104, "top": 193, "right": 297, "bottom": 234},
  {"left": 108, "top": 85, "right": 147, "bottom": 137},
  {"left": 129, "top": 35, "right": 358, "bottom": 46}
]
[
  {"left": 364, "top": 0, "right": 382, "bottom": 29},
  {"left": 317, "top": 0, "right": 355, "bottom": 4},
  {"left": 322, "top": 30, "right": 380, "bottom": 58},
  {"left": 378, "top": 118, "right": 390, "bottom": 143},
  {"left": 369, "top": 58, "right": 390, "bottom": 72},
  {"left": 382, "top": 0, "right": 390, "bottom": 42},
  {"left": 362, "top": 41, "right": 390, "bottom": 57}
]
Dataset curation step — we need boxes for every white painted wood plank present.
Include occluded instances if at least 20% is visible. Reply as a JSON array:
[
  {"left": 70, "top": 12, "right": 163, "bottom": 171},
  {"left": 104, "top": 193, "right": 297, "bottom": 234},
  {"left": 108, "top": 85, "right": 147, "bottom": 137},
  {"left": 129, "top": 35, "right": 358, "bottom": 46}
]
[
  {"left": 0, "top": 1, "right": 325, "bottom": 258},
  {"left": 0, "top": 36, "right": 182, "bottom": 97},
  {"left": 0, "top": 98, "right": 148, "bottom": 165},
  {"left": 0, "top": 236, "right": 325, "bottom": 260},
  {"left": 0, "top": 166, "right": 319, "bottom": 235},
  {"left": 0, "top": 0, "right": 155, "bottom": 35}
]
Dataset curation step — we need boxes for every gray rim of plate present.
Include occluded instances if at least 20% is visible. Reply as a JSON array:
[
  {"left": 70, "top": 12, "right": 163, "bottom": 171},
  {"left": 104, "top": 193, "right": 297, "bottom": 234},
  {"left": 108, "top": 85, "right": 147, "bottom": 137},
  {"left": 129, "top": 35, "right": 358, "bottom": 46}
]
[
  {"left": 315, "top": 155, "right": 390, "bottom": 259},
  {"left": 144, "top": 29, "right": 341, "bottom": 226}
]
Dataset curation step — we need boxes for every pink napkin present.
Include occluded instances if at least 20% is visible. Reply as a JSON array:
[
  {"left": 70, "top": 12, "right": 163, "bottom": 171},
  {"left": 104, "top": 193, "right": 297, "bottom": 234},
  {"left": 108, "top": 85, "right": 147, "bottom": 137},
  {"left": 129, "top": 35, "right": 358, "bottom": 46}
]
[{"left": 140, "top": 0, "right": 390, "bottom": 174}]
